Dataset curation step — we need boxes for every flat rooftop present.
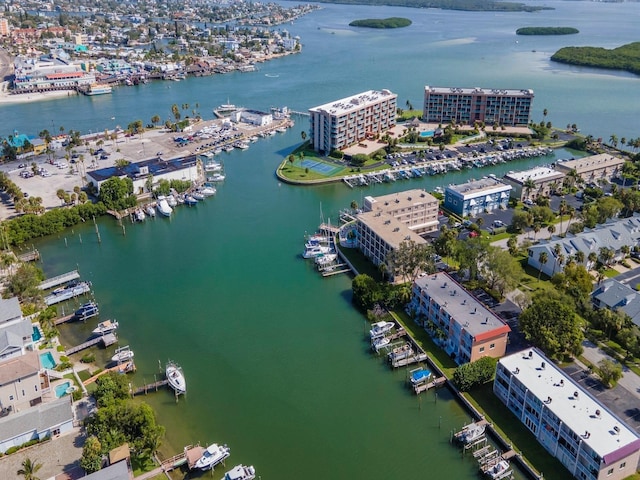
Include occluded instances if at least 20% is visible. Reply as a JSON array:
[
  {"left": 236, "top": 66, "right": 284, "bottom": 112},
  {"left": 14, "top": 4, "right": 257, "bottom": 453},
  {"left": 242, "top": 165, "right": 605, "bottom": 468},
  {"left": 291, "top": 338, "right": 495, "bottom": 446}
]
[
  {"left": 503, "top": 166, "right": 565, "bottom": 184},
  {"left": 309, "top": 89, "right": 396, "bottom": 116},
  {"left": 424, "top": 85, "right": 534, "bottom": 97},
  {"left": 555, "top": 153, "right": 625, "bottom": 173},
  {"left": 357, "top": 211, "right": 426, "bottom": 249},
  {"left": 88, "top": 155, "right": 197, "bottom": 183},
  {"left": 414, "top": 272, "right": 510, "bottom": 339},
  {"left": 446, "top": 178, "right": 511, "bottom": 198},
  {"left": 499, "top": 349, "right": 640, "bottom": 459},
  {"left": 364, "top": 189, "right": 438, "bottom": 212}
]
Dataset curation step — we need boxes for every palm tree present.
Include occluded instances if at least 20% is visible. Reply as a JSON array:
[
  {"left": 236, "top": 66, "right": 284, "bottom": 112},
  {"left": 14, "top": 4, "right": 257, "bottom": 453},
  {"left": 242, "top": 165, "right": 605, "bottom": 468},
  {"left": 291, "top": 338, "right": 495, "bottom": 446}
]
[
  {"left": 547, "top": 224, "right": 556, "bottom": 237},
  {"left": 552, "top": 243, "right": 562, "bottom": 274},
  {"left": 558, "top": 199, "right": 567, "bottom": 235},
  {"left": 538, "top": 251, "right": 548, "bottom": 279},
  {"left": 533, "top": 222, "right": 541, "bottom": 240},
  {"left": 609, "top": 134, "right": 618, "bottom": 148},
  {"left": 523, "top": 178, "right": 536, "bottom": 201},
  {"left": 574, "top": 250, "right": 585, "bottom": 265},
  {"left": 17, "top": 458, "right": 42, "bottom": 480},
  {"left": 588, "top": 251, "right": 598, "bottom": 270}
]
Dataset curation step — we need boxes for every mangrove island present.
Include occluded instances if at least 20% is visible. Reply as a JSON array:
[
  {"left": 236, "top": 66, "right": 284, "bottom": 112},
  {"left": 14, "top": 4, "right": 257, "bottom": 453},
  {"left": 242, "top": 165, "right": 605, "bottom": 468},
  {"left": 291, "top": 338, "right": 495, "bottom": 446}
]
[
  {"left": 349, "top": 17, "right": 412, "bottom": 28},
  {"left": 551, "top": 41, "right": 640, "bottom": 76},
  {"left": 516, "top": 27, "right": 578, "bottom": 35}
]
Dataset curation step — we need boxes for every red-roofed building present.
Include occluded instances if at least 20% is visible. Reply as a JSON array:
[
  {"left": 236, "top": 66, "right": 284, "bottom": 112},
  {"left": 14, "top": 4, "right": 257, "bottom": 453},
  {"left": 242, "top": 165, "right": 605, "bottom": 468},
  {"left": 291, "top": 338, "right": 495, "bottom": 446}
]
[{"left": 408, "top": 272, "right": 510, "bottom": 364}]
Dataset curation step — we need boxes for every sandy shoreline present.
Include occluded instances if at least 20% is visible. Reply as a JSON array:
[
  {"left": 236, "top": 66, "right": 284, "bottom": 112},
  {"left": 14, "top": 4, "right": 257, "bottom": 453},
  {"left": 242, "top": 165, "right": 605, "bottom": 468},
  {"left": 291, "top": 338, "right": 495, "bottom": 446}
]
[{"left": 0, "top": 90, "right": 79, "bottom": 105}]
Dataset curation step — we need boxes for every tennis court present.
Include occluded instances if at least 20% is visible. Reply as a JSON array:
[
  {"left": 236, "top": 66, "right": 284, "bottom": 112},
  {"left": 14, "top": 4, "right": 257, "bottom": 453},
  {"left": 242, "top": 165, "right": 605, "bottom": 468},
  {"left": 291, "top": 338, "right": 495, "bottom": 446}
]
[{"left": 299, "top": 159, "right": 342, "bottom": 176}]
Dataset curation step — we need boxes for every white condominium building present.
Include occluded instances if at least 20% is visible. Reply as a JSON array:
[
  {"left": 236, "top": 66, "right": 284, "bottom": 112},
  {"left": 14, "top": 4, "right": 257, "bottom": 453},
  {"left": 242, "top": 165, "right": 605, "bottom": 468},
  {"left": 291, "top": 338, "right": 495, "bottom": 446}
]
[{"left": 309, "top": 89, "right": 397, "bottom": 154}]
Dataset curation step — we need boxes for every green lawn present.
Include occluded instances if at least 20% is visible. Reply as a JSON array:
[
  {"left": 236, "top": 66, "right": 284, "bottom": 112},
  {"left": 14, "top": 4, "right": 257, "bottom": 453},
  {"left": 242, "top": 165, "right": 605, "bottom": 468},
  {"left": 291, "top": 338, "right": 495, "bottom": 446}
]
[
  {"left": 603, "top": 268, "right": 619, "bottom": 278},
  {"left": 337, "top": 244, "right": 384, "bottom": 281}
]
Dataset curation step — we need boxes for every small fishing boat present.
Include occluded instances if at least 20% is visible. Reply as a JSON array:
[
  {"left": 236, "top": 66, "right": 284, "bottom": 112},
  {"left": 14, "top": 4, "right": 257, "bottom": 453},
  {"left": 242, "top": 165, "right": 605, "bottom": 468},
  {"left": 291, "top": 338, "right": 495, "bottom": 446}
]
[
  {"left": 387, "top": 343, "right": 413, "bottom": 362},
  {"left": 369, "top": 321, "right": 394, "bottom": 339},
  {"left": 75, "top": 301, "right": 99, "bottom": 320},
  {"left": 208, "top": 173, "right": 226, "bottom": 182},
  {"left": 483, "top": 459, "right": 511, "bottom": 479},
  {"left": 184, "top": 195, "right": 198, "bottom": 205},
  {"left": 156, "top": 196, "right": 173, "bottom": 217},
  {"left": 224, "top": 465, "right": 256, "bottom": 480},
  {"left": 111, "top": 346, "right": 134, "bottom": 363},
  {"left": 146, "top": 205, "right": 156, "bottom": 217},
  {"left": 92, "top": 319, "right": 119, "bottom": 336},
  {"left": 192, "top": 191, "right": 205, "bottom": 201},
  {"left": 194, "top": 443, "right": 230, "bottom": 470},
  {"left": 135, "top": 209, "right": 146, "bottom": 222},
  {"left": 166, "top": 361, "right": 186, "bottom": 395},
  {"left": 166, "top": 195, "right": 178, "bottom": 207},
  {"left": 455, "top": 420, "right": 486, "bottom": 445},
  {"left": 410, "top": 368, "right": 432, "bottom": 385},
  {"left": 201, "top": 186, "right": 216, "bottom": 196},
  {"left": 371, "top": 336, "right": 391, "bottom": 352}
]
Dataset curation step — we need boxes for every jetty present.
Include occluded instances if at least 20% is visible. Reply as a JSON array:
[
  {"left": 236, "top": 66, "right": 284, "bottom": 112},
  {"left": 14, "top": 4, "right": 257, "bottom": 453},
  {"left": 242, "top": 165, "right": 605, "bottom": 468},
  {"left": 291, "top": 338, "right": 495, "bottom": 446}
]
[
  {"left": 390, "top": 352, "right": 428, "bottom": 368},
  {"left": 53, "top": 314, "right": 76, "bottom": 326},
  {"left": 44, "top": 281, "right": 92, "bottom": 305},
  {"left": 413, "top": 375, "right": 446, "bottom": 395},
  {"left": 66, "top": 332, "right": 117, "bottom": 355},
  {"left": 17, "top": 249, "right": 40, "bottom": 262},
  {"left": 38, "top": 270, "right": 80, "bottom": 290},
  {"left": 82, "top": 361, "right": 135, "bottom": 386},
  {"left": 131, "top": 378, "right": 169, "bottom": 396}
]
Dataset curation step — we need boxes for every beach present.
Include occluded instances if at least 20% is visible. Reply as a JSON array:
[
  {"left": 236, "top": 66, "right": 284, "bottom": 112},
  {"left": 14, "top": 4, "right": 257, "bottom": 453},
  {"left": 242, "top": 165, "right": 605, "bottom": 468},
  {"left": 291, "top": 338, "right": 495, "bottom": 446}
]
[{"left": 0, "top": 89, "right": 79, "bottom": 105}]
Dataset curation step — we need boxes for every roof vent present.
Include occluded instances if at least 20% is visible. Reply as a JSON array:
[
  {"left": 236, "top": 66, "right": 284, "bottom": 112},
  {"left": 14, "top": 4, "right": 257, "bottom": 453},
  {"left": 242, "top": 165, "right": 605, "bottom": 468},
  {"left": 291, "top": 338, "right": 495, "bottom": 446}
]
[
  {"left": 595, "top": 409, "right": 601, "bottom": 418},
  {"left": 514, "top": 367, "right": 520, "bottom": 374},
  {"left": 545, "top": 396, "right": 552, "bottom": 404},
  {"left": 614, "top": 426, "right": 620, "bottom": 435},
  {"left": 574, "top": 391, "right": 579, "bottom": 399},
  {"left": 528, "top": 351, "right": 533, "bottom": 359},
  {"left": 541, "top": 362, "right": 546, "bottom": 370}
]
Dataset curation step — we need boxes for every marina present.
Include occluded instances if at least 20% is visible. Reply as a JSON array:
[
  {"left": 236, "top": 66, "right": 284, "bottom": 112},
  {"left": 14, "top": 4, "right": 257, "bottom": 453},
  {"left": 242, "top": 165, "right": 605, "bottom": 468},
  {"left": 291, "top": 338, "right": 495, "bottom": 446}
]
[
  {"left": 44, "top": 281, "right": 92, "bottom": 305},
  {"left": 38, "top": 270, "right": 80, "bottom": 290}
]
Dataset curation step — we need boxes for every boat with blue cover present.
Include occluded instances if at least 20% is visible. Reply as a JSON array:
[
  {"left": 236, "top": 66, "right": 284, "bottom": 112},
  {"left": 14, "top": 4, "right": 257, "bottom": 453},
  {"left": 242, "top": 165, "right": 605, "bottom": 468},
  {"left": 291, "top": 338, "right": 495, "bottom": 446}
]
[
  {"left": 410, "top": 367, "right": 432, "bottom": 385},
  {"left": 75, "top": 301, "right": 99, "bottom": 320}
]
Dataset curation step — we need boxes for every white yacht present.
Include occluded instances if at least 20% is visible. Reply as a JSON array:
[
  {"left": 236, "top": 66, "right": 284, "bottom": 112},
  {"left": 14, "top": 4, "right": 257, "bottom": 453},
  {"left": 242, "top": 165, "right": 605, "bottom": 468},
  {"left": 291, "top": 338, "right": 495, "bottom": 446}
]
[
  {"left": 369, "top": 321, "right": 394, "bottom": 339},
  {"left": 92, "top": 319, "right": 119, "bottom": 336},
  {"left": 208, "top": 173, "right": 226, "bottom": 182},
  {"left": 166, "top": 361, "right": 186, "bottom": 395},
  {"left": 166, "top": 195, "right": 178, "bottom": 207},
  {"left": 224, "top": 465, "right": 256, "bottom": 480},
  {"left": 194, "top": 443, "right": 230, "bottom": 470},
  {"left": 145, "top": 205, "right": 156, "bottom": 217},
  {"left": 302, "top": 245, "right": 332, "bottom": 259},
  {"left": 111, "top": 346, "right": 134, "bottom": 363},
  {"left": 156, "top": 196, "right": 173, "bottom": 217},
  {"left": 201, "top": 186, "right": 216, "bottom": 196}
]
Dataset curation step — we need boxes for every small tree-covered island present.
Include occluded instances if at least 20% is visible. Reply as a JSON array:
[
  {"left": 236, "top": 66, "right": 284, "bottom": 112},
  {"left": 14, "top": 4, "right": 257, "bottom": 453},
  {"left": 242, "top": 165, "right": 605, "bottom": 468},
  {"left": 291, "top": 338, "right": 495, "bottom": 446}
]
[
  {"left": 551, "top": 41, "right": 640, "bottom": 76},
  {"left": 516, "top": 26, "right": 579, "bottom": 35},
  {"left": 349, "top": 17, "right": 412, "bottom": 28}
]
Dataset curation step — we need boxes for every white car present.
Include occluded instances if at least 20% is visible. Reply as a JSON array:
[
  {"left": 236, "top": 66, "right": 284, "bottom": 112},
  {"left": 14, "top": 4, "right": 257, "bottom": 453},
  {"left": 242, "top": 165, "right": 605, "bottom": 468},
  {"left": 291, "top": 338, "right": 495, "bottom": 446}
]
[{"left": 40, "top": 170, "right": 51, "bottom": 177}]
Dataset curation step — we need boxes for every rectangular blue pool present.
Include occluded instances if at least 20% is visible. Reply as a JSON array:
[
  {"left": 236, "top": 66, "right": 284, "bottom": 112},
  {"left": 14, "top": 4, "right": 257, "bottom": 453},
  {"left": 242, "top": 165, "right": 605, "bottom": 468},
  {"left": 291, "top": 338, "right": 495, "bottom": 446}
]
[
  {"left": 54, "top": 381, "right": 70, "bottom": 398},
  {"left": 40, "top": 352, "right": 56, "bottom": 370},
  {"left": 420, "top": 130, "right": 435, "bottom": 138}
]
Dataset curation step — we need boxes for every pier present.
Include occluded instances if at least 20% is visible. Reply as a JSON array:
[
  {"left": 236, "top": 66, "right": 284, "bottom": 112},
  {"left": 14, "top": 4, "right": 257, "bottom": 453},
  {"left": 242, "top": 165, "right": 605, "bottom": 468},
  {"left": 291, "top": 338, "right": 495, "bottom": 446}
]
[
  {"left": 131, "top": 379, "right": 170, "bottom": 396},
  {"left": 82, "top": 361, "right": 136, "bottom": 386},
  {"left": 390, "top": 352, "right": 428, "bottom": 368},
  {"left": 17, "top": 250, "right": 40, "bottom": 262},
  {"left": 413, "top": 375, "right": 446, "bottom": 395},
  {"left": 53, "top": 314, "right": 76, "bottom": 326},
  {"left": 66, "top": 332, "right": 117, "bottom": 355},
  {"left": 38, "top": 270, "right": 80, "bottom": 290}
]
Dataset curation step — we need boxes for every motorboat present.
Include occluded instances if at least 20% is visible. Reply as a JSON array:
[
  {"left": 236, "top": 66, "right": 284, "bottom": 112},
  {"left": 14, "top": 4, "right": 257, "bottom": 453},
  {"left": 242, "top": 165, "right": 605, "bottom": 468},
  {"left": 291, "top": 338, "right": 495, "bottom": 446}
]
[
  {"left": 111, "top": 346, "right": 134, "bottom": 363},
  {"left": 184, "top": 195, "right": 198, "bottom": 205},
  {"left": 75, "top": 301, "right": 99, "bottom": 320},
  {"left": 156, "top": 196, "right": 173, "bottom": 217},
  {"left": 410, "top": 368, "right": 432, "bottom": 385},
  {"left": 484, "top": 460, "right": 511, "bottom": 479},
  {"left": 204, "top": 161, "right": 223, "bottom": 172},
  {"left": 455, "top": 421, "right": 486, "bottom": 445},
  {"left": 146, "top": 205, "right": 156, "bottom": 217},
  {"left": 92, "top": 319, "right": 119, "bottom": 336},
  {"left": 201, "top": 186, "right": 216, "bottom": 196},
  {"left": 194, "top": 443, "right": 230, "bottom": 470},
  {"left": 371, "top": 336, "right": 390, "bottom": 352},
  {"left": 135, "top": 209, "right": 146, "bottom": 222},
  {"left": 208, "top": 173, "right": 226, "bottom": 182},
  {"left": 166, "top": 195, "right": 178, "bottom": 207},
  {"left": 192, "top": 191, "right": 205, "bottom": 201},
  {"left": 166, "top": 361, "right": 186, "bottom": 395},
  {"left": 388, "top": 343, "right": 413, "bottom": 362},
  {"left": 315, "top": 253, "right": 337, "bottom": 266},
  {"left": 369, "top": 321, "right": 394, "bottom": 339},
  {"left": 302, "top": 245, "right": 332, "bottom": 259},
  {"left": 224, "top": 465, "right": 256, "bottom": 480}
]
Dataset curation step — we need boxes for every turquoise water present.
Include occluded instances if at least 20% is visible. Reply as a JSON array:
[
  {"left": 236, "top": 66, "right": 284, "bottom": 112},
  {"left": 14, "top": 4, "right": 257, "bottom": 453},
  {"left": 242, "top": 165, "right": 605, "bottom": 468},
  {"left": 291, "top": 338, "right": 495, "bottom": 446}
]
[
  {"left": 54, "top": 381, "right": 70, "bottom": 398},
  {"left": 420, "top": 131, "right": 435, "bottom": 138},
  {"left": 32, "top": 326, "right": 42, "bottom": 342},
  {"left": 40, "top": 352, "right": 56, "bottom": 370},
  {"left": 14, "top": 2, "right": 640, "bottom": 478}
]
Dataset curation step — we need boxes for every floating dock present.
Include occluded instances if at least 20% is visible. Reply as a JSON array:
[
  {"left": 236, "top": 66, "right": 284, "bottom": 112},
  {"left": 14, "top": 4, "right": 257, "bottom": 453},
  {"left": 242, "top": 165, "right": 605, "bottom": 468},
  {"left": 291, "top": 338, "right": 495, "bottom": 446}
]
[
  {"left": 44, "top": 281, "right": 92, "bottom": 305},
  {"left": 66, "top": 332, "right": 117, "bottom": 355},
  {"left": 38, "top": 270, "right": 80, "bottom": 290}
]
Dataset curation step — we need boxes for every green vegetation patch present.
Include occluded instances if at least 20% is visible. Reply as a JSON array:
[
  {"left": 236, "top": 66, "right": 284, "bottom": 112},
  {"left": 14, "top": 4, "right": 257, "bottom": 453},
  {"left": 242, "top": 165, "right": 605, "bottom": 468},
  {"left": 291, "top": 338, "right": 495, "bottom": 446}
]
[
  {"left": 349, "top": 17, "right": 412, "bottom": 28},
  {"left": 516, "top": 27, "right": 578, "bottom": 35},
  {"left": 551, "top": 41, "right": 640, "bottom": 76},
  {"left": 314, "top": 0, "right": 550, "bottom": 13}
]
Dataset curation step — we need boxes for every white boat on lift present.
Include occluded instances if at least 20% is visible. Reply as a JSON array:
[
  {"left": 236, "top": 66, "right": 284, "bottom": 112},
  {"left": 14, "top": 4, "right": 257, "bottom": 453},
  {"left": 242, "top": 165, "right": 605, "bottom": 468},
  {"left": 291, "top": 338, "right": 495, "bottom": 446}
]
[
  {"left": 194, "top": 443, "right": 230, "bottom": 470},
  {"left": 224, "top": 465, "right": 256, "bottom": 480},
  {"left": 92, "top": 319, "right": 119, "bottom": 336},
  {"left": 369, "top": 321, "right": 394, "bottom": 339},
  {"left": 166, "top": 361, "right": 186, "bottom": 395},
  {"left": 111, "top": 346, "right": 134, "bottom": 363}
]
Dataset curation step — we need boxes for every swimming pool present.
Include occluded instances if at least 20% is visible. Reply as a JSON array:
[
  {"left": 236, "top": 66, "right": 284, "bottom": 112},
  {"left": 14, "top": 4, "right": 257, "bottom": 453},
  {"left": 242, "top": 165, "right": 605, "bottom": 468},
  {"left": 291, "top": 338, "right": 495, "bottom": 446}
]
[
  {"left": 32, "top": 325, "right": 42, "bottom": 342},
  {"left": 420, "top": 130, "right": 435, "bottom": 138},
  {"left": 54, "top": 381, "right": 71, "bottom": 398},
  {"left": 40, "top": 352, "right": 56, "bottom": 370}
]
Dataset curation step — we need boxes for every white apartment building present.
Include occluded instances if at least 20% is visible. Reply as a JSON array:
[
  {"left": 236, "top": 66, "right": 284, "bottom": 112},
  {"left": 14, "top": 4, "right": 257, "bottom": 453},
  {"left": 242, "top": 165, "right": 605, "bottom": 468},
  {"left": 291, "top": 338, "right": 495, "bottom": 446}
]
[{"left": 309, "top": 89, "right": 397, "bottom": 153}]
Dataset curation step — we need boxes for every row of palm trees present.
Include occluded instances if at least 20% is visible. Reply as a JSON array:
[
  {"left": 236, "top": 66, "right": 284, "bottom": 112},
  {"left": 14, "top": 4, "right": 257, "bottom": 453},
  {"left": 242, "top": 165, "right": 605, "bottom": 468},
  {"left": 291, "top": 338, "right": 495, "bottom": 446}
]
[
  {"left": 537, "top": 245, "right": 618, "bottom": 280},
  {"left": 608, "top": 134, "right": 640, "bottom": 152}
]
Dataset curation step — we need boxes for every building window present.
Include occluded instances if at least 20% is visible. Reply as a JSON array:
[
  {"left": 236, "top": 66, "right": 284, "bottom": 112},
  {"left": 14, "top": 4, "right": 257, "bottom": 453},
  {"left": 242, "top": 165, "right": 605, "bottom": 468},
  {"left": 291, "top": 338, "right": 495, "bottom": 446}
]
[
  {"left": 608, "top": 468, "right": 614, "bottom": 476},
  {"left": 9, "top": 395, "right": 13, "bottom": 401},
  {"left": 620, "top": 462, "right": 626, "bottom": 469},
  {"left": 479, "top": 347, "right": 485, "bottom": 353},
  {"left": 490, "top": 343, "right": 495, "bottom": 350}
]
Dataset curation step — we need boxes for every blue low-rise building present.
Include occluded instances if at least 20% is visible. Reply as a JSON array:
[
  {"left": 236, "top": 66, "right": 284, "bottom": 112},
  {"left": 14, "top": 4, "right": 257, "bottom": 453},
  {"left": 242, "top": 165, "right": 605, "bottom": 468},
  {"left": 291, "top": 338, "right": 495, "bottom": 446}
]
[{"left": 443, "top": 177, "right": 511, "bottom": 217}]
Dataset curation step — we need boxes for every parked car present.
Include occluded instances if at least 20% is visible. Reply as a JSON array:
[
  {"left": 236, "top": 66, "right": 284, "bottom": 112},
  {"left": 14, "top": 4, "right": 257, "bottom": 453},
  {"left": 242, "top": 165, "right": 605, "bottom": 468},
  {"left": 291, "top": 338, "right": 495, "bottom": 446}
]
[
  {"left": 18, "top": 163, "right": 27, "bottom": 168},
  {"left": 493, "top": 220, "right": 505, "bottom": 227}
]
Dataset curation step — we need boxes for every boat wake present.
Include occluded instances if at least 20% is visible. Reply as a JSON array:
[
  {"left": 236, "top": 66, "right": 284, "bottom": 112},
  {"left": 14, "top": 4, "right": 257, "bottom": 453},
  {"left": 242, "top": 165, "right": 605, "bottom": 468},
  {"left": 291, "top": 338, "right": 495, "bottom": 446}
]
[{"left": 265, "top": 74, "right": 280, "bottom": 78}]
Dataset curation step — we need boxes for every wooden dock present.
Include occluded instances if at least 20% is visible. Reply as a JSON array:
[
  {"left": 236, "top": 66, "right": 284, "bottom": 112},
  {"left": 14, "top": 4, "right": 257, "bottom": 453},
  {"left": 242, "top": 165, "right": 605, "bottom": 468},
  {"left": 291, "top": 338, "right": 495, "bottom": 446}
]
[
  {"left": 53, "top": 314, "right": 75, "bottom": 326},
  {"left": 413, "top": 375, "right": 446, "bottom": 395},
  {"left": 38, "top": 270, "right": 80, "bottom": 290},
  {"left": 17, "top": 249, "right": 40, "bottom": 262},
  {"left": 67, "top": 333, "right": 117, "bottom": 355},
  {"left": 131, "top": 379, "right": 169, "bottom": 396},
  {"left": 82, "top": 361, "right": 135, "bottom": 386}
]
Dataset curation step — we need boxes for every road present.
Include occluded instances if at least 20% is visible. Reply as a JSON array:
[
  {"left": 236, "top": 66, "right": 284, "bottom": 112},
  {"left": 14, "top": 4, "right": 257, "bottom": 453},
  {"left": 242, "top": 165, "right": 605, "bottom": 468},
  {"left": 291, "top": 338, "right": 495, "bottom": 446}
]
[{"left": 0, "top": 47, "right": 13, "bottom": 82}]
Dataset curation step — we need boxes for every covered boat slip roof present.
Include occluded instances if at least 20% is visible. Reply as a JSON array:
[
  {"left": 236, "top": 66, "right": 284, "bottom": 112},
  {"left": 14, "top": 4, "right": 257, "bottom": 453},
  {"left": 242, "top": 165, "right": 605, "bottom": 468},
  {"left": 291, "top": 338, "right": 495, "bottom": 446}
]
[{"left": 499, "top": 349, "right": 640, "bottom": 462}]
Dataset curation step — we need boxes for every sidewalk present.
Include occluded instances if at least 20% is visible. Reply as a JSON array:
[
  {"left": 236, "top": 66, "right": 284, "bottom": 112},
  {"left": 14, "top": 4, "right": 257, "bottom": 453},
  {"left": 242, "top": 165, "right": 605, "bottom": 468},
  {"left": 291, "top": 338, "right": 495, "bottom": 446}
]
[{"left": 581, "top": 340, "right": 640, "bottom": 400}]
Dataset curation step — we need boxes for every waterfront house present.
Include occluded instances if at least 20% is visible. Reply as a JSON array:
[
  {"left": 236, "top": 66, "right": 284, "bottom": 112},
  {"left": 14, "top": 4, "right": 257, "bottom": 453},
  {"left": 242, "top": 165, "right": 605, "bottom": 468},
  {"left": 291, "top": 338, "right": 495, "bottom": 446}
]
[
  {"left": 422, "top": 86, "right": 534, "bottom": 127},
  {"left": 444, "top": 178, "right": 511, "bottom": 217},
  {"left": 0, "top": 396, "right": 73, "bottom": 454},
  {"left": 408, "top": 272, "right": 510, "bottom": 364},
  {"left": 0, "top": 351, "right": 48, "bottom": 412},
  {"left": 0, "top": 296, "right": 33, "bottom": 363},
  {"left": 82, "top": 460, "right": 129, "bottom": 480},
  {"left": 494, "top": 348, "right": 640, "bottom": 480},
  {"left": 591, "top": 279, "right": 640, "bottom": 328},
  {"left": 362, "top": 189, "right": 439, "bottom": 235},
  {"left": 309, "top": 89, "right": 397, "bottom": 154},
  {"left": 502, "top": 166, "right": 565, "bottom": 201},
  {"left": 527, "top": 215, "right": 640, "bottom": 278}
]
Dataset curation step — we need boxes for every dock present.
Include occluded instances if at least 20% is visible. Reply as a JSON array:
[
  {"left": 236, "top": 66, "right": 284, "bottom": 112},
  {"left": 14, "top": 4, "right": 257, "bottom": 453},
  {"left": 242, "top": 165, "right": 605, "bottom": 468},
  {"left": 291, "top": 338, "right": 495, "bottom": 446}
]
[
  {"left": 390, "top": 352, "right": 428, "bottom": 368},
  {"left": 17, "top": 249, "right": 40, "bottom": 262},
  {"left": 66, "top": 332, "right": 117, "bottom": 355},
  {"left": 131, "top": 379, "right": 169, "bottom": 396},
  {"left": 82, "top": 361, "right": 135, "bottom": 386},
  {"left": 53, "top": 314, "right": 76, "bottom": 326},
  {"left": 38, "top": 270, "right": 80, "bottom": 290},
  {"left": 44, "top": 281, "right": 92, "bottom": 305},
  {"left": 413, "top": 375, "right": 446, "bottom": 395}
]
